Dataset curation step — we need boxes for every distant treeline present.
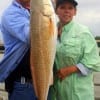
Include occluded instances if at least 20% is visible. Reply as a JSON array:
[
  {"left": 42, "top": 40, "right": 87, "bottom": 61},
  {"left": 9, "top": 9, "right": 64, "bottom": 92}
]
[
  {"left": 95, "top": 36, "right": 100, "bottom": 40},
  {"left": 95, "top": 36, "right": 100, "bottom": 47}
]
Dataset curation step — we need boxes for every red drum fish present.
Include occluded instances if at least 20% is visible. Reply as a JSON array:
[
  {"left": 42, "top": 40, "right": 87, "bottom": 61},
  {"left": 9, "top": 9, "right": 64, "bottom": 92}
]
[{"left": 30, "top": 0, "right": 57, "bottom": 99}]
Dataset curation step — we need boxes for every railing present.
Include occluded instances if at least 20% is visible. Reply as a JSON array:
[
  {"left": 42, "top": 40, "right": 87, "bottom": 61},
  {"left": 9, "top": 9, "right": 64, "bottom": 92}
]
[{"left": 0, "top": 44, "right": 4, "bottom": 53}]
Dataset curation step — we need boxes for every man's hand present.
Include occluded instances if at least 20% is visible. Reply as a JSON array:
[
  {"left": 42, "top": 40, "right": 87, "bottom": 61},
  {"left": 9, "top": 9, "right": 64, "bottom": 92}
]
[{"left": 57, "top": 66, "right": 79, "bottom": 80}]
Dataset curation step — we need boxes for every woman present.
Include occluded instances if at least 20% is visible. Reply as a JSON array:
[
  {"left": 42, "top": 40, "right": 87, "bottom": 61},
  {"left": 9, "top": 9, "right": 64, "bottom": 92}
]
[{"left": 50, "top": 0, "right": 100, "bottom": 100}]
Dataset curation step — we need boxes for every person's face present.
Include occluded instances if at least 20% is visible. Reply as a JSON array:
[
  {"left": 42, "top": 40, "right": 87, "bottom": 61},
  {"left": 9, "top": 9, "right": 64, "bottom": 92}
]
[
  {"left": 19, "top": 0, "right": 30, "bottom": 5},
  {"left": 18, "top": 0, "right": 30, "bottom": 8},
  {"left": 56, "top": 2, "right": 76, "bottom": 25}
]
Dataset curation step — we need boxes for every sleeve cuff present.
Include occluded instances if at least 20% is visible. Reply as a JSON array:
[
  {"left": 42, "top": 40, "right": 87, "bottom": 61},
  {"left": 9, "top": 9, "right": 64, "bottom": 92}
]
[{"left": 76, "top": 63, "right": 92, "bottom": 76}]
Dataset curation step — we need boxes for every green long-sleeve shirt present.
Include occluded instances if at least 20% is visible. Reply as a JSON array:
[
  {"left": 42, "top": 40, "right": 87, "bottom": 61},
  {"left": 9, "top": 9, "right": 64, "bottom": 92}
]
[{"left": 50, "top": 20, "right": 100, "bottom": 100}]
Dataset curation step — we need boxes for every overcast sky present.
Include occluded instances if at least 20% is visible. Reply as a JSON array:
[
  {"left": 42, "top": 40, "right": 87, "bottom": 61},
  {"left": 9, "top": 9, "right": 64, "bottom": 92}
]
[
  {"left": 75, "top": 0, "right": 100, "bottom": 37},
  {"left": 0, "top": 0, "right": 100, "bottom": 42},
  {"left": 0, "top": 0, "right": 12, "bottom": 42}
]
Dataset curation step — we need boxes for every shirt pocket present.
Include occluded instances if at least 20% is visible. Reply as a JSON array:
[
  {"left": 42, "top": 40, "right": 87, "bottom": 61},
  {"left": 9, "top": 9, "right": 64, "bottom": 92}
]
[{"left": 61, "top": 37, "right": 82, "bottom": 57}]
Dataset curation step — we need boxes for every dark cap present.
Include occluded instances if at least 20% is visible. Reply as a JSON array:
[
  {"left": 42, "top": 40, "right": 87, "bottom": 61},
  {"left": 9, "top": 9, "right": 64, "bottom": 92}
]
[{"left": 56, "top": 0, "right": 78, "bottom": 9}]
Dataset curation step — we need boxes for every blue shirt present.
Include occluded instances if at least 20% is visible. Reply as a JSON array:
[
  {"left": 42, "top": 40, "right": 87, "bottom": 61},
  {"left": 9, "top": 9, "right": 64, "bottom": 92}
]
[{"left": 0, "top": 0, "right": 30, "bottom": 82}]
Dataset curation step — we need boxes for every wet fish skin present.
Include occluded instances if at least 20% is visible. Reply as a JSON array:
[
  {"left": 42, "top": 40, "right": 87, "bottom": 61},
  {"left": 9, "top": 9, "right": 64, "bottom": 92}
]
[{"left": 30, "top": 0, "right": 57, "bottom": 100}]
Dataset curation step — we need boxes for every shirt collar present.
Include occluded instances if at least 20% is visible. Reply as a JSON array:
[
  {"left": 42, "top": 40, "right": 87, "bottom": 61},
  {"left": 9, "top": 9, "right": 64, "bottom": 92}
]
[
  {"left": 12, "top": 0, "right": 23, "bottom": 8},
  {"left": 62, "top": 20, "right": 74, "bottom": 33},
  {"left": 12, "top": 0, "right": 30, "bottom": 11}
]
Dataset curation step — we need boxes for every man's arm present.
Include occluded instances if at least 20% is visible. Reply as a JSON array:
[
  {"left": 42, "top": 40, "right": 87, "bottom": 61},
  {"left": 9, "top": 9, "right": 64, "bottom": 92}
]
[{"left": 1, "top": 10, "right": 30, "bottom": 44}]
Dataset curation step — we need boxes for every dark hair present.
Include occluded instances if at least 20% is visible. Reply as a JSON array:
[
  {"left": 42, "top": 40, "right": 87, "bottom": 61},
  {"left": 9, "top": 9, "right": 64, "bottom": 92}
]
[{"left": 56, "top": 0, "right": 78, "bottom": 9}]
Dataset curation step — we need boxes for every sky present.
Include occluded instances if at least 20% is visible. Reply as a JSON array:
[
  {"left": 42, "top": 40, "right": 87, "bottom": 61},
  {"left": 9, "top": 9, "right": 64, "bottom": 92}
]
[
  {"left": 0, "top": 0, "right": 100, "bottom": 42},
  {"left": 75, "top": 0, "right": 100, "bottom": 37},
  {"left": 0, "top": 0, "right": 12, "bottom": 42}
]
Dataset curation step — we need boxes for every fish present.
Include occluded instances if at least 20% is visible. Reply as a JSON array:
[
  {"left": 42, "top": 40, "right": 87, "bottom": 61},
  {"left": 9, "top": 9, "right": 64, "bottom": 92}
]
[{"left": 30, "top": 0, "right": 57, "bottom": 100}]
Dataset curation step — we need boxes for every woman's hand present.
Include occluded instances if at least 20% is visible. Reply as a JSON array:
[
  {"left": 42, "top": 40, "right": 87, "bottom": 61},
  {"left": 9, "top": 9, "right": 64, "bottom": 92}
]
[{"left": 57, "top": 66, "right": 79, "bottom": 80}]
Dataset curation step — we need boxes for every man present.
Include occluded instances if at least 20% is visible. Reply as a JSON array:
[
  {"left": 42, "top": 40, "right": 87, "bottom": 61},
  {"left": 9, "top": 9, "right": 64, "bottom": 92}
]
[{"left": 0, "top": 0, "right": 37, "bottom": 100}]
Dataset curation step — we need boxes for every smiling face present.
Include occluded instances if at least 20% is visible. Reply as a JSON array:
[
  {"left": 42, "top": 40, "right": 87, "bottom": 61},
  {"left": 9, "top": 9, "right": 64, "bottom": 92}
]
[{"left": 56, "top": 2, "right": 77, "bottom": 25}]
